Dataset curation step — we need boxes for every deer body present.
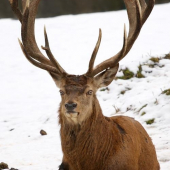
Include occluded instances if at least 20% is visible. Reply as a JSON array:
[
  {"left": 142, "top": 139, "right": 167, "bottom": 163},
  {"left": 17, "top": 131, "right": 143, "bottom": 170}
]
[
  {"left": 9, "top": 0, "right": 159, "bottom": 169},
  {"left": 58, "top": 75, "right": 159, "bottom": 170}
]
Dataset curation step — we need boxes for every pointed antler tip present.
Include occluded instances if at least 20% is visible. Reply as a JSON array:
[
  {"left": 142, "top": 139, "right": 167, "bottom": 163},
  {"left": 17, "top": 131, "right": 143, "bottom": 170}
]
[
  {"left": 99, "top": 28, "right": 102, "bottom": 38},
  {"left": 26, "top": 0, "right": 30, "bottom": 8},
  {"left": 123, "top": 24, "right": 127, "bottom": 38},
  {"left": 18, "top": 38, "right": 25, "bottom": 52},
  {"left": 41, "top": 45, "right": 49, "bottom": 51},
  {"left": 18, "top": 38, "right": 22, "bottom": 44},
  {"left": 124, "top": 23, "right": 127, "bottom": 31},
  {"left": 41, "top": 45, "right": 45, "bottom": 50},
  {"left": 44, "top": 25, "right": 47, "bottom": 37}
]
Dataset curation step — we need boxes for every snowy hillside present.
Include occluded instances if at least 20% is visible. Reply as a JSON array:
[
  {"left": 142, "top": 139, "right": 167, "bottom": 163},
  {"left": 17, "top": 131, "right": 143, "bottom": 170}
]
[{"left": 0, "top": 2, "right": 170, "bottom": 170}]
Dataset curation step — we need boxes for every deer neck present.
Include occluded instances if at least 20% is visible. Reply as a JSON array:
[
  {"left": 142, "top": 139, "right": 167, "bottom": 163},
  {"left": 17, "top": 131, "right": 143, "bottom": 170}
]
[{"left": 59, "top": 98, "right": 121, "bottom": 169}]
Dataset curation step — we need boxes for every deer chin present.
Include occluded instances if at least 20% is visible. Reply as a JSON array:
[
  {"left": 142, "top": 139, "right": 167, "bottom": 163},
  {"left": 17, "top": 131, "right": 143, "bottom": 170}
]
[
  {"left": 65, "top": 112, "right": 79, "bottom": 124},
  {"left": 65, "top": 112, "right": 79, "bottom": 118}
]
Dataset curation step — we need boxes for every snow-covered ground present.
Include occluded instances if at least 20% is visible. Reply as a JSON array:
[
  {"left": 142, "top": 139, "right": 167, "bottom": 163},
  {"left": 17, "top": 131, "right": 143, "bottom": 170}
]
[{"left": 0, "top": 2, "right": 170, "bottom": 170}]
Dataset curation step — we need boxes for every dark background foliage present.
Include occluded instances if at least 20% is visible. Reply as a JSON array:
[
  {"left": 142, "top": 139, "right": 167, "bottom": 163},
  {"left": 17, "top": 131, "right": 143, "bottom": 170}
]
[{"left": 0, "top": 0, "right": 169, "bottom": 18}]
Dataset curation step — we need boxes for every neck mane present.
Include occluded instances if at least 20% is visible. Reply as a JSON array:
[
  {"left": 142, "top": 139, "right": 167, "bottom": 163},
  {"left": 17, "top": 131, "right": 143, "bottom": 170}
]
[{"left": 58, "top": 97, "right": 122, "bottom": 169}]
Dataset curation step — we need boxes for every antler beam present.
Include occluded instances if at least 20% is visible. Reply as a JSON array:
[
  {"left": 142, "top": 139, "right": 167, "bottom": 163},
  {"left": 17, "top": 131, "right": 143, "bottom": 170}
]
[{"left": 9, "top": 0, "right": 67, "bottom": 76}]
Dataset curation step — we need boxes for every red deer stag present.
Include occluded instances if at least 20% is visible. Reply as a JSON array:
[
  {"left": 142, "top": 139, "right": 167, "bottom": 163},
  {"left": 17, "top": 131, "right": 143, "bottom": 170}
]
[{"left": 9, "top": 0, "right": 159, "bottom": 169}]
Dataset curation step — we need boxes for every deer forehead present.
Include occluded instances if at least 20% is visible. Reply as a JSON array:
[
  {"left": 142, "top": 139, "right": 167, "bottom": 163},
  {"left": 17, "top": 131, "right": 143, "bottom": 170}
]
[
  {"left": 65, "top": 75, "right": 88, "bottom": 85},
  {"left": 61, "top": 75, "right": 94, "bottom": 95}
]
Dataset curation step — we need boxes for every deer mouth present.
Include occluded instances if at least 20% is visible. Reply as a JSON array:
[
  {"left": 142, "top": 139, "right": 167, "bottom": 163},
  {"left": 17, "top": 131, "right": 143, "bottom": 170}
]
[
  {"left": 67, "top": 111, "right": 77, "bottom": 114},
  {"left": 65, "top": 111, "right": 79, "bottom": 118}
]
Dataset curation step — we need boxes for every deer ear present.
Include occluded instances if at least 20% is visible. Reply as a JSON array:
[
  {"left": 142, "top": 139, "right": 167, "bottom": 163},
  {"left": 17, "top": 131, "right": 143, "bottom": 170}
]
[
  {"left": 94, "top": 63, "right": 119, "bottom": 89},
  {"left": 49, "top": 72, "right": 63, "bottom": 88}
]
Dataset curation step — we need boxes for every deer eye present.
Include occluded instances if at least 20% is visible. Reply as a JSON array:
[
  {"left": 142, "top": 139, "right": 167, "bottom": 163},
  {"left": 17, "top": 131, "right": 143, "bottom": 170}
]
[
  {"left": 87, "top": 90, "right": 93, "bottom": 95},
  {"left": 59, "top": 90, "right": 65, "bottom": 95}
]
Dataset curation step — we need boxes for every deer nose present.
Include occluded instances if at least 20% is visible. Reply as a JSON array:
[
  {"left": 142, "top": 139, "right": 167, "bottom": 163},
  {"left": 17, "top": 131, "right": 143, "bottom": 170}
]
[{"left": 65, "top": 103, "right": 77, "bottom": 111}]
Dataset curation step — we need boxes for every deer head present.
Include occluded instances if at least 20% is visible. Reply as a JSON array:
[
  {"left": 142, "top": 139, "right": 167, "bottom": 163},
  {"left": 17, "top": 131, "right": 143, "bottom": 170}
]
[{"left": 9, "top": 0, "right": 155, "bottom": 124}]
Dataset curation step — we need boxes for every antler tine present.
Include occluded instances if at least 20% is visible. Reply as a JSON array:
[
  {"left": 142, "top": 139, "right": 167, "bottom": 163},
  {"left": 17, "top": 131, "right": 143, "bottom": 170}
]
[
  {"left": 86, "top": 29, "right": 102, "bottom": 77},
  {"left": 120, "top": 0, "right": 154, "bottom": 56},
  {"left": 91, "top": 24, "right": 128, "bottom": 76},
  {"left": 124, "top": 0, "right": 142, "bottom": 55},
  {"left": 142, "top": 0, "right": 155, "bottom": 24},
  {"left": 9, "top": 0, "right": 22, "bottom": 23},
  {"left": 88, "top": 0, "right": 155, "bottom": 77},
  {"left": 41, "top": 26, "right": 67, "bottom": 75},
  {"left": 21, "top": 0, "right": 54, "bottom": 65},
  {"left": 18, "top": 39, "right": 61, "bottom": 74},
  {"left": 139, "top": 0, "right": 147, "bottom": 11}
]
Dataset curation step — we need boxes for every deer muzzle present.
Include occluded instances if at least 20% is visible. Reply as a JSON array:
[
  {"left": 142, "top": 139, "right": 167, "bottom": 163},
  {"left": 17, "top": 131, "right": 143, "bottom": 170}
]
[{"left": 65, "top": 103, "right": 77, "bottom": 113}]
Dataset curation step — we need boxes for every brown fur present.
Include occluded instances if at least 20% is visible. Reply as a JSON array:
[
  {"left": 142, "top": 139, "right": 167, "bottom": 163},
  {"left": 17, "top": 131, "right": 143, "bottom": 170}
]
[{"left": 57, "top": 75, "right": 160, "bottom": 170}]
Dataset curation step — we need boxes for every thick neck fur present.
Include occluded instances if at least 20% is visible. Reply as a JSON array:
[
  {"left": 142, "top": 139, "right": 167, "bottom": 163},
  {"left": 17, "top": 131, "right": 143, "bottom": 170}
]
[{"left": 58, "top": 96, "right": 122, "bottom": 170}]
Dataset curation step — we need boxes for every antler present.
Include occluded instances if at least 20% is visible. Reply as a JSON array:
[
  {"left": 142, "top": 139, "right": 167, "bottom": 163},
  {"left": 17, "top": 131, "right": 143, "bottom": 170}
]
[
  {"left": 9, "top": 0, "right": 67, "bottom": 76},
  {"left": 86, "top": 0, "right": 155, "bottom": 77},
  {"left": 86, "top": 29, "right": 102, "bottom": 76}
]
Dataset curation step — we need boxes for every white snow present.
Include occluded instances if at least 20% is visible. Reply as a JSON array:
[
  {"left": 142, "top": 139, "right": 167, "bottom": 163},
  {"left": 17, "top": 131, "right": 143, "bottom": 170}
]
[{"left": 0, "top": 2, "right": 170, "bottom": 170}]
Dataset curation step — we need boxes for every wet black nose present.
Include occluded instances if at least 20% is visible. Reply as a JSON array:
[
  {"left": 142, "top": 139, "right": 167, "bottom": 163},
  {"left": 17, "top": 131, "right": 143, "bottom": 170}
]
[{"left": 65, "top": 103, "right": 77, "bottom": 111}]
